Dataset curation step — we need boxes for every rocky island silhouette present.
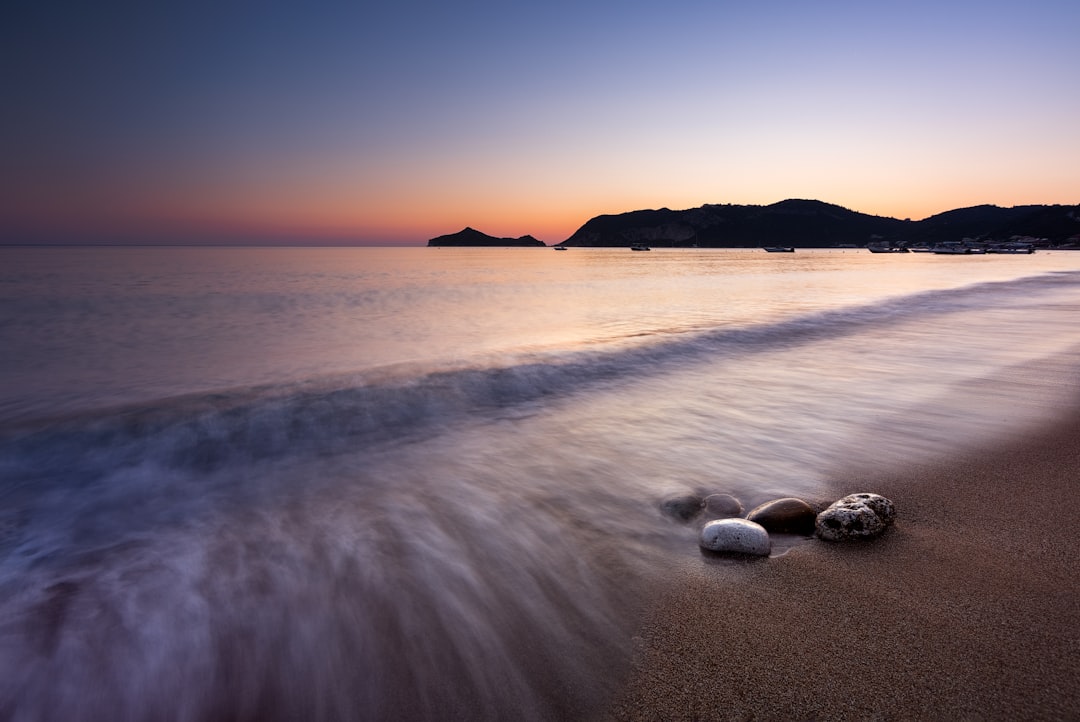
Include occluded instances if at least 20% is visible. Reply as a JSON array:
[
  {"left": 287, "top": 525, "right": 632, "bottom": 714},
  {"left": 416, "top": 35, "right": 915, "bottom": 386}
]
[{"left": 430, "top": 199, "right": 1080, "bottom": 248}]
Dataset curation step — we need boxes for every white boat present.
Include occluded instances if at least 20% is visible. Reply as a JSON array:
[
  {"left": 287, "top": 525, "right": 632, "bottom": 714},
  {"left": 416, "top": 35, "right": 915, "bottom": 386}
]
[
  {"left": 931, "top": 243, "right": 972, "bottom": 255},
  {"left": 553, "top": 245, "right": 567, "bottom": 251}
]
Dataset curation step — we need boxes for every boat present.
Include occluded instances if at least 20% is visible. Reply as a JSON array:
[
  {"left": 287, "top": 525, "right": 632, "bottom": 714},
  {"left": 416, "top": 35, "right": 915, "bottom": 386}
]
[
  {"left": 931, "top": 242, "right": 972, "bottom": 254},
  {"left": 629, "top": 244, "right": 651, "bottom": 251},
  {"left": 762, "top": 246, "right": 794, "bottom": 253},
  {"left": 987, "top": 242, "right": 1035, "bottom": 254},
  {"left": 866, "top": 243, "right": 909, "bottom": 253},
  {"left": 553, "top": 245, "right": 568, "bottom": 251}
]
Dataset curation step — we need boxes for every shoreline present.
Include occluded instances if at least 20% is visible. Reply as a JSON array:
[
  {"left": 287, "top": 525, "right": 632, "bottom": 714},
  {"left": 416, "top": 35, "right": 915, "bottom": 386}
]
[{"left": 607, "top": 404, "right": 1080, "bottom": 720}]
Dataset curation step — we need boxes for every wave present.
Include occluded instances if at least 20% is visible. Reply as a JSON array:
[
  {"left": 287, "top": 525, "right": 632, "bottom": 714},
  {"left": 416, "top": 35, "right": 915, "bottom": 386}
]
[
  {"left": 2, "top": 270, "right": 1077, "bottom": 484},
  {"left": 1, "top": 270, "right": 1078, "bottom": 720}
]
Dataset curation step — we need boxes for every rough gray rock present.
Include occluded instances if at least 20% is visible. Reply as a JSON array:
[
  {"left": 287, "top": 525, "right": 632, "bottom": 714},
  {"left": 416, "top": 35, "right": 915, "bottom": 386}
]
[
  {"left": 815, "top": 493, "right": 896, "bottom": 541},
  {"left": 702, "top": 493, "right": 743, "bottom": 519},
  {"left": 699, "top": 519, "right": 771, "bottom": 556},
  {"left": 660, "top": 493, "right": 703, "bottom": 522},
  {"left": 746, "top": 497, "right": 817, "bottom": 535},
  {"left": 845, "top": 492, "right": 896, "bottom": 525}
]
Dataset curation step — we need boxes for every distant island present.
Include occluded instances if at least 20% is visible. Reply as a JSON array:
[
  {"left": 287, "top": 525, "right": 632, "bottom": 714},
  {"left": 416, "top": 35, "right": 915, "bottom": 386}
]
[
  {"left": 430, "top": 200, "right": 1080, "bottom": 248},
  {"left": 427, "top": 227, "right": 546, "bottom": 247}
]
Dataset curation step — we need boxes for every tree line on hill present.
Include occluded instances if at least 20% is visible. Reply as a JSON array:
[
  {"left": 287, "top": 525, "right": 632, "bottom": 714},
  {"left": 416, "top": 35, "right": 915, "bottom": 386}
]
[{"left": 429, "top": 200, "right": 1080, "bottom": 248}]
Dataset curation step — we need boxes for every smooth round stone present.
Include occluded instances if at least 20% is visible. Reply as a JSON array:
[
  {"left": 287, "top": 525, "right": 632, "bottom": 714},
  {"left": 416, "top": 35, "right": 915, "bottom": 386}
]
[
  {"left": 660, "top": 493, "right": 703, "bottom": 522},
  {"left": 699, "top": 518, "right": 771, "bottom": 556},
  {"left": 746, "top": 497, "right": 817, "bottom": 535},
  {"left": 815, "top": 493, "right": 896, "bottom": 541},
  {"left": 702, "top": 493, "right": 743, "bottom": 519}
]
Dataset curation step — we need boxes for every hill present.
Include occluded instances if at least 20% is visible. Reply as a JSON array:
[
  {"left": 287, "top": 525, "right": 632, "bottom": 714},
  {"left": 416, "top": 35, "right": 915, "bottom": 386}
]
[
  {"left": 916, "top": 204, "right": 1080, "bottom": 245},
  {"left": 427, "top": 228, "right": 546, "bottom": 247},
  {"left": 560, "top": 200, "right": 1080, "bottom": 247}
]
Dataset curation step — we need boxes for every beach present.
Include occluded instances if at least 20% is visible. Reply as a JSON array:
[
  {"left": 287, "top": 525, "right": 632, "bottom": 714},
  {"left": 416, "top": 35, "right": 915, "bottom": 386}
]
[
  {"left": 609, "top": 403, "right": 1080, "bottom": 720},
  {"left": 4, "top": 247, "right": 1080, "bottom": 720}
]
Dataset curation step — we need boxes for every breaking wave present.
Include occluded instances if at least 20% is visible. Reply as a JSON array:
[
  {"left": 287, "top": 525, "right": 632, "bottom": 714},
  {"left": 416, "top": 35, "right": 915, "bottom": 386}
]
[
  {"left": 3, "top": 270, "right": 1075, "bottom": 481},
  {"left": 1, "top": 269, "right": 1078, "bottom": 721}
]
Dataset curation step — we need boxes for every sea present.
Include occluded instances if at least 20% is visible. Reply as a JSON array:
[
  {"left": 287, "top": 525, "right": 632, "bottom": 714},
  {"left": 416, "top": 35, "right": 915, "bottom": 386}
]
[{"left": 2, "top": 245, "right": 1080, "bottom": 721}]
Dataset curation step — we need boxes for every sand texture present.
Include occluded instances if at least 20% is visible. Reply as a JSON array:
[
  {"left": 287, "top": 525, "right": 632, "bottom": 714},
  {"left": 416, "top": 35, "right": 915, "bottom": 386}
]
[{"left": 608, "top": 411, "right": 1080, "bottom": 720}]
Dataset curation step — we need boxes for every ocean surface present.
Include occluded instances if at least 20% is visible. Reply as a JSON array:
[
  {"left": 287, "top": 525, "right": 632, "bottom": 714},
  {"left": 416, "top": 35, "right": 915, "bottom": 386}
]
[{"left": 2, "top": 246, "right": 1080, "bottom": 720}]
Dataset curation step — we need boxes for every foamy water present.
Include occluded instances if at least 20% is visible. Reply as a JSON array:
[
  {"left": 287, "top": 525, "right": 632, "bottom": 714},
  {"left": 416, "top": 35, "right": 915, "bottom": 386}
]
[{"left": 2, "top": 246, "right": 1080, "bottom": 719}]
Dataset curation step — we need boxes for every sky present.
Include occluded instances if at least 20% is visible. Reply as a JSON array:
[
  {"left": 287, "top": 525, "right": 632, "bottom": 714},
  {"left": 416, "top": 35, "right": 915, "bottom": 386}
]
[{"left": 2, "top": 0, "right": 1078, "bottom": 245}]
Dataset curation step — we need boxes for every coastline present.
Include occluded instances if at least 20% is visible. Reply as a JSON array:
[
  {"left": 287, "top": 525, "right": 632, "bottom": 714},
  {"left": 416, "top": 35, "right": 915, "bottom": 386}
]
[{"left": 607, "top": 404, "right": 1080, "bottom": 720}]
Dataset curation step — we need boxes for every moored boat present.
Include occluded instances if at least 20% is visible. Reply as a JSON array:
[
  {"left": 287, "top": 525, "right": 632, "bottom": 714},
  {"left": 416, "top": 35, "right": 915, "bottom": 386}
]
[
  {"left": 763, "top": 246, "right": 794, "bottom": 253},
  {"left": 987, "top": 242, "right": 1035, "bottom": 254},
  {"left": 931, "top": 242, "right": 972, "bottom": 254},
  {"left": 630, "top": 244, "right": 651, "bottom": 251},
  {"left": 866, "top": 243, "right": 909, "bottom": 253}
]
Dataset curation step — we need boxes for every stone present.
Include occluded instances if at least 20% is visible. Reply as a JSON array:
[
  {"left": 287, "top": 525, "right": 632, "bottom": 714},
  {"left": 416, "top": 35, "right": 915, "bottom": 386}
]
[
  {"left": 843, "top": 492, "right": 896, "bottom": 525},
  {"left": 699, "top": 518, "right": 771, "bottom": 556},
  {"left": 815, "top": 493, "right": 896, "bottom": 541},
  {"left": 660, "top": 493, "right": 703, "bottom": 522},
  {"left": 746, "top": 497, "right": 817, "bottom": 535},
  {"left": 702, "top": 493, "right": 743, "bottom": 519}
]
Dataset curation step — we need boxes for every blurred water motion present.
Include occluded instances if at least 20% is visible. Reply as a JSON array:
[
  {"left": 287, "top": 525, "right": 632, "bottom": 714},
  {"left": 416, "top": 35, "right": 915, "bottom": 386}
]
[{"left": 2, "top": 247, "right": 1079, "bottom": 719}]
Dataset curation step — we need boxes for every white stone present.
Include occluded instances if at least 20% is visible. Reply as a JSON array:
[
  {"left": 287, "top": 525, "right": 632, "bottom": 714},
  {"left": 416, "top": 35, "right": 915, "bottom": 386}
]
[
  {"left": 815, "top": 493, "right": 896, "bottom": 541},
  {"left": 699, "top": 518, "right": 771, "bottom": 556}
]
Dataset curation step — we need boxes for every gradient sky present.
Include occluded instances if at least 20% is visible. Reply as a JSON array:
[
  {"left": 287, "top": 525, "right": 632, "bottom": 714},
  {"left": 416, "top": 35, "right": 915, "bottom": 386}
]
[{"left": 3, "top": 0, "right": 1078, "bottom": 245}]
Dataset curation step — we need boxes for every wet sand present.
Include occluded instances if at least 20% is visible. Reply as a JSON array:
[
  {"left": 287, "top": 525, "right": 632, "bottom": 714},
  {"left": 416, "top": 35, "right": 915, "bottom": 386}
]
[{"left": 608, "top": 409, "right": 1080, "bottom": 720}]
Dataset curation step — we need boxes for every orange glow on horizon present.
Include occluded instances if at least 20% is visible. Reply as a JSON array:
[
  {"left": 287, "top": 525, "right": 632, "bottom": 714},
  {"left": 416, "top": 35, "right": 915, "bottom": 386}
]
[{"left": 5, "top": 177, "right": 1077, "bottom": 246}]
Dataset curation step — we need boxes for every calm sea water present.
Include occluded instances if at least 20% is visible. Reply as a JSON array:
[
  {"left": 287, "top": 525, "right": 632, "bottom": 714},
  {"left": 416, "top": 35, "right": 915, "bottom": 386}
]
[{"left": 2, "top": 246, "right": 1080, "bottom": 720}]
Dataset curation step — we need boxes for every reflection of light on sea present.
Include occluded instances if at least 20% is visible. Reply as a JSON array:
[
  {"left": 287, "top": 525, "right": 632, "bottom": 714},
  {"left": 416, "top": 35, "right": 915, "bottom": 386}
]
[{"left": 3, "top": 249, "right": 1080, "bottom": 719}]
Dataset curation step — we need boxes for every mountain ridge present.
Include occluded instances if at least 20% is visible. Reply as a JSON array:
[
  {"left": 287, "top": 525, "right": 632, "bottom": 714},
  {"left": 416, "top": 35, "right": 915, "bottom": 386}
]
[
  {"left": 428, "top": 200, "right": 1080, "bottom": 247},
  {"left": 561, "top": 199, "right": 1080, "bottom": 247}
]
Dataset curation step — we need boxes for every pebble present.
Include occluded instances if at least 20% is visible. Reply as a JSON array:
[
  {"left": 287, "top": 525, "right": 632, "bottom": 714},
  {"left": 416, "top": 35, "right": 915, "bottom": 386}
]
[
  {"left": 699, "top": 518, "right": 771, "bottom": 556},
  {"left": 660, "top": 493, "right": 703, "bottom": 522},
  {"left": 702, "top": 493, "right": 743, "bottom": 519},
  {"left": 746, "top": 497, "right": 817, "bottom": 534},
  {"left": 815, "top": 493, "right": 896, "bottom": 541}
]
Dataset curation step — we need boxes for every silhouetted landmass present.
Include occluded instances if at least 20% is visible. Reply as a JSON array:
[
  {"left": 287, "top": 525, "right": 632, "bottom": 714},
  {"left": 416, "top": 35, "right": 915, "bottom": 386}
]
[
  {"left": 918, "top": 204, "right": 1080, "bottom": 246},
  {"left": 560, "top": 200, "right": 1080, "bottom": 247},
  {"left": 428, "top": 227, "right": 545, "bottom": 247},
  {"left": 430, "top": 201, "right": 1080, "bottom": 248}
]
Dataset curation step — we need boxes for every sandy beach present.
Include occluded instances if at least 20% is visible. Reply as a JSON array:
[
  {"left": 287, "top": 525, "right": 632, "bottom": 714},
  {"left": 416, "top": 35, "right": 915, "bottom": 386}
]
[{"left": 608, "top": 406, "right": 1080, "bottom": 720}]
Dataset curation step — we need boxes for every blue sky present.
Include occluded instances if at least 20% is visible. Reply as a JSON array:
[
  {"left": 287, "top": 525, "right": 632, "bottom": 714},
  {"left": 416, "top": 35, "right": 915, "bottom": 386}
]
[{"left": 2, "top": 0, "right": 1078, "bottom": 244}]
